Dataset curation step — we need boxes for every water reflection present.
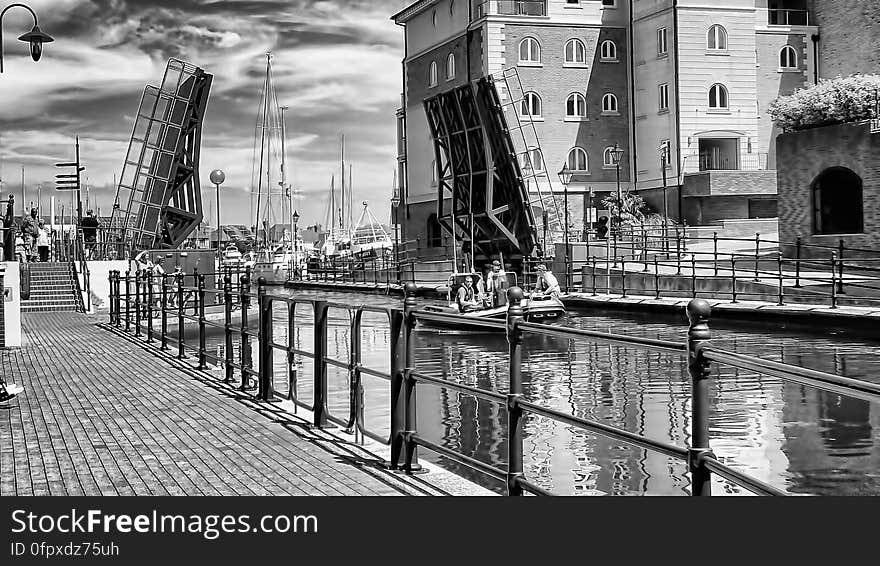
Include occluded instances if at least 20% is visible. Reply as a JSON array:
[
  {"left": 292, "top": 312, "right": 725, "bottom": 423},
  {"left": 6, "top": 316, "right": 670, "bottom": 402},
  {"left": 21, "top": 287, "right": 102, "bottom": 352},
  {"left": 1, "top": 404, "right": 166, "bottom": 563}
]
[{"left": 181, "top": 289, "right": 880, "bottom": 496}]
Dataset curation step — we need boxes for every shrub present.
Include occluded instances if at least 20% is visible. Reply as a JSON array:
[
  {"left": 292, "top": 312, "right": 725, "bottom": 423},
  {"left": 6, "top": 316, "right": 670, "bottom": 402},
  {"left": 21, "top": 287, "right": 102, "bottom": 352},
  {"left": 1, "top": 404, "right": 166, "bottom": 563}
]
[{"left": 768, "top": 74, "right": 880, "bottom": 132}]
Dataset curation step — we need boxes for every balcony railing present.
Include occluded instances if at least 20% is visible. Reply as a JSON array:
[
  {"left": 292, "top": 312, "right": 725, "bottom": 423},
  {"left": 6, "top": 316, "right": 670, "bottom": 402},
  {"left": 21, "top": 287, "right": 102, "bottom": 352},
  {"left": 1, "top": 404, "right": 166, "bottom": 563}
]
[
  {"left": 698, "top": 152, "right": 769, "bottom": 172},
  {"left": 768, "top": 9, "right": 810, "bottom": 26},
  {"left": 476, "top": 0, "right": 547, "bottom": 18}
]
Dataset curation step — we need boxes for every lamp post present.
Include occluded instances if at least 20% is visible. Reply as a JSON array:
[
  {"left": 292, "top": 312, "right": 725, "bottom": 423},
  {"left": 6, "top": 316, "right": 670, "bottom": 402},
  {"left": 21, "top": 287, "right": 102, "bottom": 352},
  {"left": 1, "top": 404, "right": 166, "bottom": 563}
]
[
  {"left": 558, "top": 165, "right": 573, "bottom": 292},
  {"left": 210, "top": 169, "right": 225, "bottom": 253},
  {"left": 391, "top": 187, "right": 401, "bottom": 285},
  {"left": 658, "top": 141, "right": 670, "bottom": 255},
  {"left": 610, "top": 144, "right": 625, "bottom": 268},
  {"left": 292, "top": 209, "right": 300, "bottom": 281},
  {"left": 1, "top": 3, "right": 53, "bottom": 73}
]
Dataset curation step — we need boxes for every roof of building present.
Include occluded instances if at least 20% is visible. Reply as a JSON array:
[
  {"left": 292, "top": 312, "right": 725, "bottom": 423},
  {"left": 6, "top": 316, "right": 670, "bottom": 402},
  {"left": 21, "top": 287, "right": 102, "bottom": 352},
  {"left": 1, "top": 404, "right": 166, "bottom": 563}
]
[{"left": 391, "top": 0, "right": 440, "bottom": 23}]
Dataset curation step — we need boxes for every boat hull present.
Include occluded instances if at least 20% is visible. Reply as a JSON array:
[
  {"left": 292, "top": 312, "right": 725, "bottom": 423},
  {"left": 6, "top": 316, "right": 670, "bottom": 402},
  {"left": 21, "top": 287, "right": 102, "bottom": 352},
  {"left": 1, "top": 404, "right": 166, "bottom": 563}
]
[
  {"left": 251, "top": 263, "right": 290, "bottom": 285},
  {"left": 421, "top": 296, "right": 566, "bottom": 331}
]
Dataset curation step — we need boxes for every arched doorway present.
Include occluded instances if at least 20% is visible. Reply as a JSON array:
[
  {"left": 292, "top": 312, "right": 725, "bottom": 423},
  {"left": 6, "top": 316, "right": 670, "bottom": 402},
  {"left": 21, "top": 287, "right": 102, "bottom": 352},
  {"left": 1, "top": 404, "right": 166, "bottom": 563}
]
[{"left": 812, "top": 167, "right": 864, "bottom": 235}]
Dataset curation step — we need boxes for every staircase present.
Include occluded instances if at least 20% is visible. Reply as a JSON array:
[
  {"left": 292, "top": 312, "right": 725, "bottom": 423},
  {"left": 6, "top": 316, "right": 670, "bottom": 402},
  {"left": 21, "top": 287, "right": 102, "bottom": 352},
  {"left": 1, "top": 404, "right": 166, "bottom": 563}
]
[{"left": 21, "top": 263, "right": 83, "bottom": 313}]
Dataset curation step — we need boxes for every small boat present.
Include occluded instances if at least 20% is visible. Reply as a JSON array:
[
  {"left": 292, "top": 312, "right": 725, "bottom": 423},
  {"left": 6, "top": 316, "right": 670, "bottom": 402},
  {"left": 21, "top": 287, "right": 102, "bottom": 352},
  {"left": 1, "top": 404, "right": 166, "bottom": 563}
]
[
  {"left": 221, "top": 245, "right": 243, "bottom": 267},
  {"left": 421, "top": 272, "right": 566, "bottom": 331},
  {"left": 251, "top": 244, "right": 298, "bottom": 285}
]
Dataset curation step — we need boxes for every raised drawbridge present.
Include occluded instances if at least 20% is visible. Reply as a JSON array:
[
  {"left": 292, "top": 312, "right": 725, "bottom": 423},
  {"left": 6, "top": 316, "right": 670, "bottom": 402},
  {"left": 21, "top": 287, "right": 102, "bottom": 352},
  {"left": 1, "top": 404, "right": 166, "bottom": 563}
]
[
  {"left": 423, "top": 67, "right": 563, "bottom": 271},
  {"left": 110, "top": 59, "right": 213, "bottom": 253}
]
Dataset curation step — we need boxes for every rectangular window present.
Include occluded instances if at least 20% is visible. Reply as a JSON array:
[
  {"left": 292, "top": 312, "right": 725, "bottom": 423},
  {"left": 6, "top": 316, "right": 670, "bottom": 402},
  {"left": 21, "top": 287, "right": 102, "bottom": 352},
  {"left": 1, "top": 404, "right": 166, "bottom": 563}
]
[
  {"left": 657, "top": 27, "right": 668, "bottom": 56},
  {"left": 602, "top": 0, "right": 616, "bottom": 7},
  {"left": 659, "top": 83, "right": 669, "bottom": 111}
]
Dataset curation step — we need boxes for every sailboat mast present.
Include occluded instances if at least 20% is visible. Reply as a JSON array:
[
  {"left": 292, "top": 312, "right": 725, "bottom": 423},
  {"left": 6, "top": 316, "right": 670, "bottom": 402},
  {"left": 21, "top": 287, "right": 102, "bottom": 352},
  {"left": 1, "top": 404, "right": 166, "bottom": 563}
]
[
  {"left": 255, "top": 52, "right": 270, "bottom": 240},
  {"left": 280, "top": 105, "right": 289, "bottom": 241},
  {"left": 349, "top": 164, "right": 353, "bottom": 235},
  {"left": 340, "top": 134, "right": 345, "bottom": 233}
]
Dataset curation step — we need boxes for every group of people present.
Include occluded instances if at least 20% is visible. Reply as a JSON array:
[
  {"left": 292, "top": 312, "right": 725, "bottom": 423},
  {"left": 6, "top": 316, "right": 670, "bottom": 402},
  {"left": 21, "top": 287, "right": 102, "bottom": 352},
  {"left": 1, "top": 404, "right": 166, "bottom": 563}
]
[
  {"left": 14, "top": 208, "right": 51, "bottom": 263},
  {"left": 455, "top": 260, "right": 561, "bottom": 313}
]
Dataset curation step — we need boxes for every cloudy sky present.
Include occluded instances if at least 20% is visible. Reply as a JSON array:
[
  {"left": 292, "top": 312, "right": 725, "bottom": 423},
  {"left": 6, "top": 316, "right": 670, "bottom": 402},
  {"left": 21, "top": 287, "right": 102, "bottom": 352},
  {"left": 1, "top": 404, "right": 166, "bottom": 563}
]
[{"left": 0, "top": 0, "right": 409, "bottom": 228}]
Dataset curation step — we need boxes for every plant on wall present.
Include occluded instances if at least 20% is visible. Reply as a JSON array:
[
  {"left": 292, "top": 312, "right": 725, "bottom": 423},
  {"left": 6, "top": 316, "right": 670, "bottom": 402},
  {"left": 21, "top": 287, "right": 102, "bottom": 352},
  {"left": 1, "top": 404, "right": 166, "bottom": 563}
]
[{"left": 768, "top": 73, "right": 880, "bottom": 132}]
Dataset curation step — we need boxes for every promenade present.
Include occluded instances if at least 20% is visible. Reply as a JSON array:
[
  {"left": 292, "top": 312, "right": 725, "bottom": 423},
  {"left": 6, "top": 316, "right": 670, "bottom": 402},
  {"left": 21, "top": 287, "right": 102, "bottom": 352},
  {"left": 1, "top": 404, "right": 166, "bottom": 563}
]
[{"left": 0, "top": 312, "right": 482, "bottom": 496}]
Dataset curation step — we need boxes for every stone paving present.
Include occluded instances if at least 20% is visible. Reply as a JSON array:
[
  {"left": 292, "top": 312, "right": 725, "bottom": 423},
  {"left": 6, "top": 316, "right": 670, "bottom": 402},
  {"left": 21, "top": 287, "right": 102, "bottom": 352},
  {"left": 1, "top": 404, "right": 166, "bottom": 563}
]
[{"left": 0, "top": 312, "right": 461, "bottom": 496}]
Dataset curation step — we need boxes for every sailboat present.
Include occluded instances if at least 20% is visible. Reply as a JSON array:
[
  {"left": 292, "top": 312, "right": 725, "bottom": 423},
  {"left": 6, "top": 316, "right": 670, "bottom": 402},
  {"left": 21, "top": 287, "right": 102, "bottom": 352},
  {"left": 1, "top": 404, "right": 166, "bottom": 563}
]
[
  {"left": 350, "top": 201, "right": 393, "bottom": 256},
  {"left": 319, "top": 135, "right": 353, "bottom": 258},
  {"left": 249, "top": 53, "right": 302, "bottom": 285}
]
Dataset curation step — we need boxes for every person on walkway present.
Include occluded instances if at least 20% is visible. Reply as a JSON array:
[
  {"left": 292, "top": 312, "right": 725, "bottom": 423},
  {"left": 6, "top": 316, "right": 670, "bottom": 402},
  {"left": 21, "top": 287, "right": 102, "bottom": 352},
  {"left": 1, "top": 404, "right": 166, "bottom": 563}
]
[
  {"left": 22, "top": 208, "right": 38, "bottom": 262},
  {"left": 14, "top": 231, "right": 27, "bottom": 263},
  {"left": 36, "top": 221, "right": 50, "bottom": 262},
  {"left": 456, "top": 275, "right": 482, "bottom": 313},
  {"left": 152, "top": 256, "right": 167, "bottom": 311},
  {"left": 81, "top": 209, "right": 100, "bottom": 259},
  {"left": 534, "top": 264, "right": 561, "bottom": 298},
  {"left": 484, "top": 259, "right": 508, "bottom": 308}
]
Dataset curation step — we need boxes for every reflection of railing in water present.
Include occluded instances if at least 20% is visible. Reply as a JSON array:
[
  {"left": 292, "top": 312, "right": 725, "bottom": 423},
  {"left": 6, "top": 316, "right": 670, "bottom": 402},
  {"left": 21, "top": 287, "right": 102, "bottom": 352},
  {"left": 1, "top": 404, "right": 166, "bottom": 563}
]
[{"left": 108, "top": 274, "right": 880, "bottom": 495}]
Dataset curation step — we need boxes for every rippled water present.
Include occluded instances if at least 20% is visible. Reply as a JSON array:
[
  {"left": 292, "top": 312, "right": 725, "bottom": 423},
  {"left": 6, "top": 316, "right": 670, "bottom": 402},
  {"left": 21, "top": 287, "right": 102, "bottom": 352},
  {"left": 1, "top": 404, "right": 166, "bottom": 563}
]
[{"left": 181, "top": 288, "right": 880, "bottom": 496}]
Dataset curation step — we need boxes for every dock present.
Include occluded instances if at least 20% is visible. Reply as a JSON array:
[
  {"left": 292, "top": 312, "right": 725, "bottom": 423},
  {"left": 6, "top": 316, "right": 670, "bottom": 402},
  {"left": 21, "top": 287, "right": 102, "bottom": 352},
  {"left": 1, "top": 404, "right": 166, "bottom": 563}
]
[{"left": 0, "top": 312, "right": 490, "bottom": 496}]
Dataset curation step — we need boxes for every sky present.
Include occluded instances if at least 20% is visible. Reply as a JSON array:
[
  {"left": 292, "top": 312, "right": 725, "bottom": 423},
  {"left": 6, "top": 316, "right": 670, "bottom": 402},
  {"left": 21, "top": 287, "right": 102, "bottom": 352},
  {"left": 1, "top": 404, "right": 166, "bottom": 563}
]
[{"left": 0, "top": 0, "right": 411, "bottom": 228}]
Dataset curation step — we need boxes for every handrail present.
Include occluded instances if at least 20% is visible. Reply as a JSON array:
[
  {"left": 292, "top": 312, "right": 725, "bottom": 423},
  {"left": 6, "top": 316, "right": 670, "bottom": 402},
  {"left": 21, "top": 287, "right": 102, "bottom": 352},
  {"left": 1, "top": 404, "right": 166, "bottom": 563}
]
[{"left": 106, "top": 274, "right": 880, "bottom": 497}]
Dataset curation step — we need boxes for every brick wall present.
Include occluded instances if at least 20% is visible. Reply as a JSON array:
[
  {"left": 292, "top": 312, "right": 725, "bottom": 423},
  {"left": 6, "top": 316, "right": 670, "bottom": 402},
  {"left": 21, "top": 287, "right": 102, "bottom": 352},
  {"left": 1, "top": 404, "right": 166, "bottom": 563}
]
[
  {"left": 777, "top": 120, "right": 880, "bottom": 255},
  {"left": 812, "top": 0, "right": 880, "bottom": 79},
  {"left": 682, "top": 170, "right": 777, "bottom": 197}
]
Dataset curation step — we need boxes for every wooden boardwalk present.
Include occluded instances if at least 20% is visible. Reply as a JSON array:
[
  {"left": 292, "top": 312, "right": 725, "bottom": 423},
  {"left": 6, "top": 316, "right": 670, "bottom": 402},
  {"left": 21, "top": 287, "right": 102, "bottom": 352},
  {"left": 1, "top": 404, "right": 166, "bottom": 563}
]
[{"left": 0, "top": 312, "right": 450, "bottom": 496}]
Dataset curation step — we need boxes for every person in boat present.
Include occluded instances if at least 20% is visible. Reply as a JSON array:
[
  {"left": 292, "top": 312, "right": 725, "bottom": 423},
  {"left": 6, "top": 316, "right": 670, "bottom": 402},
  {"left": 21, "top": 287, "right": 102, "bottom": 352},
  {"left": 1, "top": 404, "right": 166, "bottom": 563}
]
[
  {"left": 484, "top": 259, "right": 508, "bottom": 308},
  {"left": 456, "top": 275, "right": 482, "bottom": 313},
  {"left": 534, "top": 264, "right": 561, "bottom": 298}
]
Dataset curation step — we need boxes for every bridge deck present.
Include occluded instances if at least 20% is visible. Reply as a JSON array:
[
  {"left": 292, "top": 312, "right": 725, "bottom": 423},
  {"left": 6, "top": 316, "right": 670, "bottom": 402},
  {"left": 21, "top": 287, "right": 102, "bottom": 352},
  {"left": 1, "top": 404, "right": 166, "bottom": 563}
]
[{"left": 0, "top": 313, "right": 454, "bottom": 496}]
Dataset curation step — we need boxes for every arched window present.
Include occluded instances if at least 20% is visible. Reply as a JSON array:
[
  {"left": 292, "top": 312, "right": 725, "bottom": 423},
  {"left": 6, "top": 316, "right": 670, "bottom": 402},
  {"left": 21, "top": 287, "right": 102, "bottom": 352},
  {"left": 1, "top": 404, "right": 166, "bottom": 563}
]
[
  {"left": 707, "top": 24, "right": 727, "bottom": 50},
  {"left": 779, "top": 45, "right": 797, "bottom": 69},
  {"left": 564, "top": 39, "right": 587, "bottom": 64},
  {"left": 567, "top": 147, "right": 588, "bottom": 172},
  {"left": 602, "top": 93, "right": 618, "bottom": 113},
  {"left": 519, "top": 37, "right": 541, "bottom": 64},
  {"left": 603, "top": 146, "right": 619, "bottom": 168},
  {"left": 708, "top": 83, "right": 728, "bottom": 109},
  {"left": 427, "top": 213, "right": 443, "bottom": 248},
  {"left": 600, "top": 40, "right": 617, "bottom": 61},
  {"left": 566, "top": 93, "right": 587, "bottom": 118},
  {"left": 520, "top": 91, "right": 542, "bottom": 118},
  {"left": 521, "top": 147, "right": 544, "bottom": 173},
  {"left": 813, "top": 167, "right": 864, "bottom": 235},
  {"left": 446, "top": 53, "right": 456, "bottom": 80},
  {"left": 428, "top": 61, "right": 438, "bottom": 87}
]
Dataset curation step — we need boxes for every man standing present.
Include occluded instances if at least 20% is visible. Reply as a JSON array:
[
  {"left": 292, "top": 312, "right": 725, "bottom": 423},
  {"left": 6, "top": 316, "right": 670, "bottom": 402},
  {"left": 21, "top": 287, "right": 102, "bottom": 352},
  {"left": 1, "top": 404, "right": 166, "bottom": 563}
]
[
  {"left": 81, "top": 209, "right": 100, "bottom": 259},
  {"left": 484, "top": 259, "right": 508, "bottom": 308},
  {"left": 36, "top": 221, "right": 50, "bottom": 262},
  {"left": 21, "top": 208, "right": 38, "bottom": 262}
]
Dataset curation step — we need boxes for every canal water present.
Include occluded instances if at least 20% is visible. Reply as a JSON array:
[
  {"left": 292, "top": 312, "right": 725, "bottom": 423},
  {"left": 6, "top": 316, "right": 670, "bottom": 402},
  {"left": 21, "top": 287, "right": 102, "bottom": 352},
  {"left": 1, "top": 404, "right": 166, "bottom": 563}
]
[{"left": 177, "top": 288, "right": 880, "bottom": 496}]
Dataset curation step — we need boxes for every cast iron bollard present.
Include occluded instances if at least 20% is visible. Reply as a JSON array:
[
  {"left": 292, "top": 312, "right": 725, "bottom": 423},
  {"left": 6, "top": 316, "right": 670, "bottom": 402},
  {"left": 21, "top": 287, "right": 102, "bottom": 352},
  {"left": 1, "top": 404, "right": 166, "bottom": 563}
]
[
  {"left": 177, "top": 272, "right": 186, "bottom": 359},
  {"left": 403, "top": 283, "right": 422, "bottom": 473},
  {"left": 777, "top": 253, "right": 785, "bottom": 306},
  {"left": 313, "top": 299, "right": 329, "bottom": 427},
  {"left": 240, "top": 273, "right": 252, "bottom": 390},
  {"left": 795, "top": 237, "right": 802, "bottom": 288},
  {"left": 197, "top": 274, "right": 207, "bottom": 370},
  {"left": 389, "top": 307, "right": 406, "bottom": 469},
  {"left": 731, "top": 257, "right": 738, "bottom": 303},
  {"left": 125, "top": 270, "right": 131, "bottom": 332},
  {"left": 257, "top": 277, "right": 275, "bottom": 401},
  {"left": 161, "top": 273, "right": 169, "bottom": 351},
  {"left": 687, "top": 299, "right": 714, "bottom": 496},
  {"left": 224, "top": 275, "right": 234, "bottom": 383},
  {"left": 134, "top": 270, "right": 142, "bottom": 338},
  {"left": 506, "top": 286, "right": 525, "bottom": 496},
  {"left": 146, "top": 270, "right": 154, "bottom": 344}
]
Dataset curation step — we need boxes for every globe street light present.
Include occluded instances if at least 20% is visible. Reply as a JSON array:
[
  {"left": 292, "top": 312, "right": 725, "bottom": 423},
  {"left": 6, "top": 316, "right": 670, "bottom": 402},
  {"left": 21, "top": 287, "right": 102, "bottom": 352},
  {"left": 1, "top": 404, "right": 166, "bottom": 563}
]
[
  {"left": 558, "top": 164, "right": 573, "bottom": 292},
  {"left": 210, "top": 169, "right": 225, "bottom": 253},
  {"left": 1, "top": 3, "right": 54, "bottom": 73}
]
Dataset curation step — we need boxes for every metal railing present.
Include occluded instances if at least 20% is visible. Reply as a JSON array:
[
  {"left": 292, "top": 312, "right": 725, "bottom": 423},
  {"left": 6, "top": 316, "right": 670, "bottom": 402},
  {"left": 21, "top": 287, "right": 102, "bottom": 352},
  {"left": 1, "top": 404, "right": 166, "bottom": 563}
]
[
  {"left": 476, "top": 0, "right": 547, "bottom": 18},
  {"left": 768, "top": 8, "right": 810, "bottom": 26},
  {"left": 697, "top": 152, "right": 769, "bottom": 172},
  {"left": 107, "top": 273, "right": 880, "bottom": 496}
]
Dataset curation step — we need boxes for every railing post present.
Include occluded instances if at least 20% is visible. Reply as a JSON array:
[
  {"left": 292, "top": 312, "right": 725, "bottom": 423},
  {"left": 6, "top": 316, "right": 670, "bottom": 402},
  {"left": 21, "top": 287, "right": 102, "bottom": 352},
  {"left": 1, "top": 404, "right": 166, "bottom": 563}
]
[
  {"left": 109, "top": 271, "right": 116, "bottom": 325},
  {"left": 731, "top": 257, "right": 738, "bottom": 304},
  {"left": 257, "top": 277, "right": 274, "bottom": 401},
  {"left": 224, "top": 275, "right": 234, "bottom": 383},
  {"left": 197, "top": 274, "right": 207, "bottom": 370},
  {"left": 676, "top": 230, "right": 682, "bottom": 275},
  {"left": 754, "top": 233, "right": 761, "bottom": 282},
  {"left": 115, "top": 271, "right": 122, "bottom": 328},
  {"left": 313, "top": 299, "right": 329, "bottom": 427},
  {"left": 403, "top": 283, "right": 422, "bottom": 473},
  {"left": 837, "top": 257, "right": 846, "bottom": 295},
  {"left": 687, "top": 299, "right": 714, "bottom": 496},
  {"left": 713, "top": 232, "right": 719, "bottom": 276},
  {"left": 389, "top": 307, "right": 406, "bottom": 469},
  {"left": 240, "top": 274, "right": 252, "bottom": 389},
  {"left": 124, "top": 270, "right": 131, "bottom": 331},
  {"left": 506, "top": 287, "right": 525, "bottom": 496},
  {"left": 654, "top": 256, "right": 660, "bottom": 300},
  {"left": 591, "top": 256, "right": 597, "bottom": 297},
  {"left": 830, "top": 252, "right": 839, "bottom": 309},
  {"left": 692, "top": 256, "right": 698, "bottom": 299},
  {"left": 795, "top": 236, "right": 802, "bottom": 288},
  {"left": 134, "top": 269, "right": 142, "bottom": 338},
  {"left": 160, "top": 273, "right": 169, "bottom": 351},
  {"left": 146, "top": 270, "right": 154, "bottom": 344},
  {"left": 642, "top": 226, "right": 649, "bottom": 272},
  {"left": 620, "top": 257, "right": 627, "bottom": 298},
  {"left": 177, "top": 272, "right": 186, "bottom": 359},
  {"left": 777, "top": 252, "right": 785, "bottom": 306},
  {"left": 287, "top": 302, "right": 297, "bottom": 404}
]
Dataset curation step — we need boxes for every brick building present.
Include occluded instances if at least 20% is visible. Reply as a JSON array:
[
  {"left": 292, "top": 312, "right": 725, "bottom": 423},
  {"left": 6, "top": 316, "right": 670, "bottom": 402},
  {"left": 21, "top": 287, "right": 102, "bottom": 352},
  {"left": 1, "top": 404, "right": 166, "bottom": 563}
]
[
  {"left": 811, "top": 0, "right": 880, "bottom": 79},
  {"left": 393, "top": 0, "right": 816, "bottom": 263}
]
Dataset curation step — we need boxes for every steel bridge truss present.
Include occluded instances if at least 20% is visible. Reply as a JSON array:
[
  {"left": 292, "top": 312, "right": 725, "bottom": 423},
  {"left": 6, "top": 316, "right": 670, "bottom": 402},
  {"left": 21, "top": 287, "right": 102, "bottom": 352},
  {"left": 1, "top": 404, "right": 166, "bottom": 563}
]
[{"left": 111, "top": 59, "right": 213, "bottom": 252}]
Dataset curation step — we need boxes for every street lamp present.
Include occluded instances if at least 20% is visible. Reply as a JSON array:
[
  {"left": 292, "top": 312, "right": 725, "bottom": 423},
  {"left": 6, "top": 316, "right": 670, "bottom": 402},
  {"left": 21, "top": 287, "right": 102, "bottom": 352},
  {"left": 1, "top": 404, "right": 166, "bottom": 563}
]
[
  {"left": 210, "top": 169, "right": 225, "bottom": 254},
  {"left": 292, "top": 209, "right": 300, "bottom": 281},
  {"left": 558, "top": 164, "right": 573, "bottom": 292},
  {"left": 609, "top": 143, "right": 625, "bottom": 268},
  {"left": 1, "top": 3, "right": 54, "bottom": 73},
  {"left": 391, "top": 187, "right": 401, "bottom": 285},
  {"left": 658, "top": 141, "right": 670, "bottom": 255}
]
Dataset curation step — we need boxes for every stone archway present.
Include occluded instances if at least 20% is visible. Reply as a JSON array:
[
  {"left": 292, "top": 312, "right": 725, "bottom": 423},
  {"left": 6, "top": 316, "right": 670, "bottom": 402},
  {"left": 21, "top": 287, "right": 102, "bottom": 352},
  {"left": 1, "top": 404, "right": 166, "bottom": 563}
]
[{"left": 812, "top": 166, "right": 864, "bottom": 235}]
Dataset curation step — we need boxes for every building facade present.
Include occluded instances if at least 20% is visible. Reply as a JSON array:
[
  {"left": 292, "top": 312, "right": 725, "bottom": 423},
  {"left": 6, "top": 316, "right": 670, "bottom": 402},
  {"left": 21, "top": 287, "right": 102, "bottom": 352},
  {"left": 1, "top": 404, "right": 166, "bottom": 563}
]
[{"left": 393, "top": 0, "right": 816, "bottom": 262}]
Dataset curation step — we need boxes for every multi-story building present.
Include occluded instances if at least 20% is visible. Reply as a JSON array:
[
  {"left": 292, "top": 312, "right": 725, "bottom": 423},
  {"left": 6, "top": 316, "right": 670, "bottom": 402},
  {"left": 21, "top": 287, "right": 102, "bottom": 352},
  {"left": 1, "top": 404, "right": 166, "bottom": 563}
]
[{"left": 393, "top": 0, "right": 816, "bottom": 263}]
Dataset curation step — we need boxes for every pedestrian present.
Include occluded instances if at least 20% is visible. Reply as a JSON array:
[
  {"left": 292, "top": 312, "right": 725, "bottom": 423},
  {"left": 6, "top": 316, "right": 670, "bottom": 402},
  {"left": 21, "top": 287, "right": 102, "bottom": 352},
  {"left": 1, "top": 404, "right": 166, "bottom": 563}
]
[
  {"left": 22, "top": 208, "right": 38, "bottom": 262},
  {"left": 81, "top": 209, "right": 100, "bottom": 259},
  {"left": 36, "top": 221, "right": 50, "bottom": 262},
  {"left": 14, "top": 231, "right": 27, "bottom": 263},
  {"left": 152, "top": 256, "right": 167, "bottom": 311}
]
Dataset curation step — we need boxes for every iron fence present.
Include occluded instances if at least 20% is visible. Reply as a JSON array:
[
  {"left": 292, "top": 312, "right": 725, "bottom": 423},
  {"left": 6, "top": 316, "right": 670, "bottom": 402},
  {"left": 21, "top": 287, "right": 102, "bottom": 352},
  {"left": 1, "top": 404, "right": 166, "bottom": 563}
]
[{"left": 107, "top": 272, "right": 880, "bottom": 496}]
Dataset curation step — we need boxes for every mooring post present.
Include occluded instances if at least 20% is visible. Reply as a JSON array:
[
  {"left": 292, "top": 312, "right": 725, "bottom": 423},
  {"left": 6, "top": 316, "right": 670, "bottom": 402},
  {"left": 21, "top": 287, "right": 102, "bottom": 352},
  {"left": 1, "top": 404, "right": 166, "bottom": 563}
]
[
  {"left": 177, "top": 272, "right": 186, "bottom": 359},
  {"left": 197, "top": 274, "right": 207, "bottom": 370},
  {"left": 403, "top": 283, "right": 422, "bottom": 473},
  {"left": 134, "top": 269, "right": 142, "bottom": 338},
  {"left": 506, "top": 287, "right": 525, "bottom": 496},
  {"left": 224, "top": 275, "right": 234, "bottom": 383},
  {"left": 160, "top": 273, "right": 169, "bottom": 351},
  {"left": 687, "top": 299, "right": 714, "bottom": 496}
]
